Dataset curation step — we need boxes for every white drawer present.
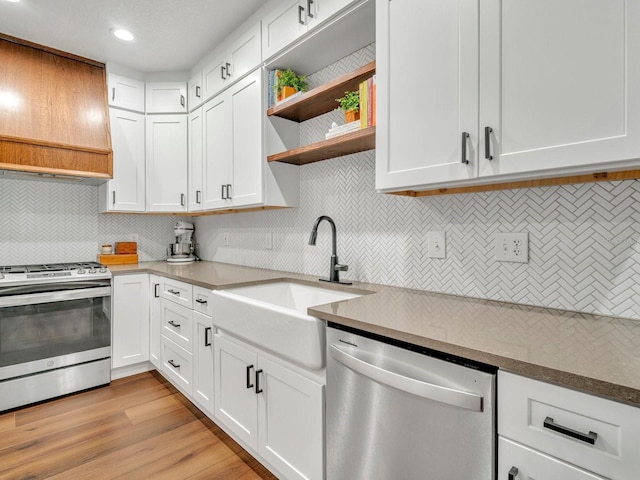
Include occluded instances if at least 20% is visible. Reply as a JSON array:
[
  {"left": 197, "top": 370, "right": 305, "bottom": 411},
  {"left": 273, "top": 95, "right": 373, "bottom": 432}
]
[
  {"left": 160, "top": 335, "right": 193, "bottom": 396},
  {"left": 193, "top": 286, "right": 213, "bottom": 316},
  {"left": 498, "top": 371, "right": 640, "bottom": 480},
  {"left": 160, "top": 277, "right": 193, "bottom": 308},
  {"left": 161, "top": 299, "right": 193, "bottom": 353},
  {"left": 499, "top": 437, "right": 606, "bottom": 480}
]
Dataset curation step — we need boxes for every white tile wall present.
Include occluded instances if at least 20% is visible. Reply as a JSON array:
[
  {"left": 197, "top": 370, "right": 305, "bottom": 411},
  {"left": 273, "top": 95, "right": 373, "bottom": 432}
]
[
  {"left": 0, "top": 178, "right": 184, "bottom": 264},
  {"left": 196, "top": 44, "right": 640, "bottom": 320}
]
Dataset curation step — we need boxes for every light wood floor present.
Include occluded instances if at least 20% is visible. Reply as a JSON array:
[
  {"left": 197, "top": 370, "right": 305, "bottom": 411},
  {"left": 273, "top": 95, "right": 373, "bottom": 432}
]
[{"left": 0, "top": 371, "right": 278, "bottom": 480}]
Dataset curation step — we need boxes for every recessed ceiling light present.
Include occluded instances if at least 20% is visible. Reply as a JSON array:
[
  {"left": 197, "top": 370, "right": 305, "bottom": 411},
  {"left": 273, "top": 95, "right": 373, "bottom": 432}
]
[
  {"left": 111, "top": 29, "right": 134, "bottom": 42},
  {"left": 5, "top": 0, "right": 21, "bottom": 3}
]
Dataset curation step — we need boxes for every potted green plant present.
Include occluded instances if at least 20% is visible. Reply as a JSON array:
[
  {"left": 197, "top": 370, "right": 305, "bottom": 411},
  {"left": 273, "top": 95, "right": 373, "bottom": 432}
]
[
  {"left": 336, "top": 90, "right": 360, "bottom": 123},
  {"left": 276, "top": 68, "right": 308, "bottom": 102}
]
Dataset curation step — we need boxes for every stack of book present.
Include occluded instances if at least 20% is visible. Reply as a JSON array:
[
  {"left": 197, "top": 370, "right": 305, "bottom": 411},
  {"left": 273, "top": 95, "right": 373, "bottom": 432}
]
[
  {"left": 359, "top": 74, "right": 376, "bottom": 129},
  {"left": 325, "top": 121, "right": 361, "bottom": 140},
  {"left": 267, "top": 69, "right": 282, "bottom": 108}
]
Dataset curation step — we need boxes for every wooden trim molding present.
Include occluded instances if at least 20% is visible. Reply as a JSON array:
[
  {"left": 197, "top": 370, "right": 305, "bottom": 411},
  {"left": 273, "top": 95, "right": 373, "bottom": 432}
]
[
  {"left": 0, "top": 33, "right": 105, "bottom": 67},
  {"left": 389, "top": 169, "right": 640, "bottom": 197},
  {"left": 102, "top": 206, "right": 291, "bottom": 217}
]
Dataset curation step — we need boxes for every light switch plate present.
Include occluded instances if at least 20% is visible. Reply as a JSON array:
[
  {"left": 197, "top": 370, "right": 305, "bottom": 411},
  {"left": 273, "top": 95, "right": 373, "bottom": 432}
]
[
  {"left": 427, "top": 231, "right": 446, "bottom": 258},
  {"left": 223, "top": 232, "right": 229, "bottom": 247}
]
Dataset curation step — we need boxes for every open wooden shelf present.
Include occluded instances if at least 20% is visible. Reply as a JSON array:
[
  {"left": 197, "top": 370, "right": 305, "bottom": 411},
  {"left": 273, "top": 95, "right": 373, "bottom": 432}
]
[
  {"left": 267, "top": 127, "right": 375, "bottom": 165},
  {"left": 267, "top": 61, "right": 375, "bottom": 123}
]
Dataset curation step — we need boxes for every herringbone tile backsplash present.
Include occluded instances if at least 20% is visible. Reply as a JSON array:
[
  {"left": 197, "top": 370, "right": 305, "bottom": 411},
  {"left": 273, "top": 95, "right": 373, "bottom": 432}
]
[
  {"left": 197, "top": 44, "right": 640, "bottom": 320},
  {"left": 0, "top": 178, "right": 182, "bottom": 264}
]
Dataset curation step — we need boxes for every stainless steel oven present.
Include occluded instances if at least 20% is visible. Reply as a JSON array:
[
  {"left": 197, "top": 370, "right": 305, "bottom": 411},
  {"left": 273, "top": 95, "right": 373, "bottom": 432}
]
[{"left": 0, "top": 263, "right": 112, "bottom": 411}]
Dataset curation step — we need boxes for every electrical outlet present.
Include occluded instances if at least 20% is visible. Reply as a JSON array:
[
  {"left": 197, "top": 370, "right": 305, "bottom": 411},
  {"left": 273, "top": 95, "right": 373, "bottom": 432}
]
[
  {"left": 494, "top": 232, "right": 528, "bottom": 263},
  {"left": 265, "top": 232, "right": 273, "bottom": 250},
  {"left": 223, "top": 232, "right": 229, "bottom": 247},
  {"left": 427, "top": 231, "right": 446, "bottom": 258}
]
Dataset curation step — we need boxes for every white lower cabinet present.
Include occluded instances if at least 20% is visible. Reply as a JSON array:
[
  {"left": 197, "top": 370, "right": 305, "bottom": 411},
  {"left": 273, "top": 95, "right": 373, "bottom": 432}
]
[
  {"left": 160, "top": 335, "right": 193, "bottom": 396},
  {"left": 192, "top": 309, "right": 214, "bottom": 415},
  {"left": 214, "top": 332, "right": 324, "bottom": 480},
  {"left": 112, "top": 274, "right": 149, "bottom": 369},
  {"left": 498, "top": 371, "right": 640, "bottom": 480}
]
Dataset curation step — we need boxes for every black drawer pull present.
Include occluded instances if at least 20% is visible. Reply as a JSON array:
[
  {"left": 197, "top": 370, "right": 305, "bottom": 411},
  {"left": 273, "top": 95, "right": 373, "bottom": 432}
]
[
  {"left": 168, "top": 359, "right": 180, "bottom": 369},
  {"left": 168, "top": 320, "right": 181, "bottom": 328},
  {"left": 195, "top": 298, "right": 208, "bottom": 305},
  {"left": 168, "top": 289, "right": 180, "bottom": 295},
  {"left": 255, "top": 369, "right": 263, "bottom": 394},
  {"left": 461, "top": 132, "right": 470, "bottom": 164},
  {"left": 246, "top": 365, "right": 254, "bottom": 389},
  {"left": 204, "top": 327, "right": 212, "bottom": 347},
  {"left": 484, "top": 126, "right": 493, "bottom": 160},
  {"left": 508, "top": 466, "right": 518, "bottom": 480},
  {"left": 543, "top": 416, "right": 597, "bottom": 445}
]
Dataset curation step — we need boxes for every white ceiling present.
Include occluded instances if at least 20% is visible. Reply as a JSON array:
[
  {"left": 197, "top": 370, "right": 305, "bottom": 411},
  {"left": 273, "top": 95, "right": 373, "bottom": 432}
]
[{"left": 0, "top": 0, "right": 267, "bottom": 73}]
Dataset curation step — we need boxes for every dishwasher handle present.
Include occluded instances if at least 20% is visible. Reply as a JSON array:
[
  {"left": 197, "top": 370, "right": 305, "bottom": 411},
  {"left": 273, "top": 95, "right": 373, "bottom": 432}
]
[{"left": 329, "top": 344, "right": 484, "bottom": 412}]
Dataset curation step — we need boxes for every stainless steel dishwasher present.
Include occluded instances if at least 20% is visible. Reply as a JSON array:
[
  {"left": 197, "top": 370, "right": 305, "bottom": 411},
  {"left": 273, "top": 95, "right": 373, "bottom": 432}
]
[{"left": 327, "top": 324, "right": 496, "bottom": 480}]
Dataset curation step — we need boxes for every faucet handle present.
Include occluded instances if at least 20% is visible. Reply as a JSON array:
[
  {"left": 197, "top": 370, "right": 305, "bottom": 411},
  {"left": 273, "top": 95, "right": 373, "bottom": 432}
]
[{"left": 334, "top": 263, "right": 348, "bottom": 272}]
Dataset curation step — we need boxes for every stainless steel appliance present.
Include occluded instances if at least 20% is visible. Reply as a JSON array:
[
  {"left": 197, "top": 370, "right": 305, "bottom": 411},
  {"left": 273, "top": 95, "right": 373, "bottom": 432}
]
[
  {"left": 167, "top": 221, "right": 196, "bottom": 263},
  {"left": 0, "top": 262, "right": 112, "bottom": 411},
  {"left": 327, "top": 324, "right": 496, "bottom": 480}
]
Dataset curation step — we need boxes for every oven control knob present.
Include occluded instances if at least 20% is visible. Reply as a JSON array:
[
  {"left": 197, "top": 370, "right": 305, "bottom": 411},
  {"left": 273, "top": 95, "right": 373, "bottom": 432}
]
[
  {"left": 99, "top": 267, "right": 108, "bottom": 273},
  {"left": 88, "top": 268, "right": 97, "bottom": 274},
  {"left": 0, "top": 273, "right": 4, "bottom": 280},
  {"left": 77, "top": 268, "right": 86, "bottom": 274}
]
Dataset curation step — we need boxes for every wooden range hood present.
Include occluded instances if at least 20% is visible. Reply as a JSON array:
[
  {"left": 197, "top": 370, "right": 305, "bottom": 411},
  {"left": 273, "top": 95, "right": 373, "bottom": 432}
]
[{"left": 0, "top": 34, "right": 112, "bottom": 184}]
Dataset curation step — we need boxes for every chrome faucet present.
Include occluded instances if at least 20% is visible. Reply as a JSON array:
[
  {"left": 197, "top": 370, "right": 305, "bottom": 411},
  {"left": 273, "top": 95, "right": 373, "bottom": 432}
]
[{"left": 308, "top": 215, "right": 351, "bottom": 285}]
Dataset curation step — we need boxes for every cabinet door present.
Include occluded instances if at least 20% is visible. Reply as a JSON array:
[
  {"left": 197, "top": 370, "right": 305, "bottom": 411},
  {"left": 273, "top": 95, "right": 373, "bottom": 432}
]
[
  {"left": 203, "top": 55, "right": 230, "bottom": 102},
  {"left": 145, "top": 114, "right": 188, "bottom": 212},
  {"left": 479, "top": 0, "right": 640, "bottom": 178},
  {"left": 188, "top": 108, "right": 204, "bottom": 211},
  {"left": 214, "top": 333, "right": 259, "bottom": 450},
  {"left": 149, "top": 275, "right": 162, "bottom": 368},
  {"left": 160, "top": 335, "right": 193, "bottom": 396},
  {"left": 193, "top": 311, "right": 214, "bottom": 415},
  {"left": 146, "top": 82, "right": 187, "bottom": 113},
  {"left": 112, "top": 274, "right": 149, "bottom": 368},
  {"left": 258, "top": 356, "right": 324, "bottom": 480},
  {"left": 106, "top": 108, "right": 145, "bottom": 212},
  {"left": 375, "top": 0, "right": 479, "bottom": 191},
  {"left": 161, "top": 299, "right": 193, "bottom": 353},
  {"left": 227, "top": 22, "right": 262, "bottom": 83},
  {"left": 307, "top": 0, "right": 351, "bottom": 29},
  {"left": 188, "top": 72, "right": 204, "bottom": 110},
  {"left": 262, "top": 0, "right": 308, "bottom": 60},
  {"left": 230, "top": 69, "right": 263, "bottom": 208},
  {"left": 107, "top": 73, "right": 145, "bottom": 112},
  {"left": 499, "top": 437, "right": 607, "bottom": 480},
  {"left": 203, "top": 94, "right": 232, "bottom": 210}
]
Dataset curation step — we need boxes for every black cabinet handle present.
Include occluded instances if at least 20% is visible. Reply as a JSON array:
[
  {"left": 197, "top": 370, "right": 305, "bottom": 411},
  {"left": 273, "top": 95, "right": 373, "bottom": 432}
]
[
  {"left": 154, "top": 284, "right": 159, "bottom": 298},
  {"left": 508, "top": 466, "right": 518, "bottom": 480},
  {"left": 484, "top": 126, "right": 493, "bottom": 160},
  {"left": 168, "top": 320, "right": 181, "bottom": 328},
  {"left": 226, "top": 184, "right": 232, "bottom": 199},
  {"left": 221, "top": 184, "right": 227, "bottom": 200},
  {"left": 307, "top": 0, "right": 314, "bottom": 17},
  {"left": 255, "top": 369, "right": 263, "bottom": 394},
  {"left": 196, "top": 190, "right": 201, "bottom": 204},
  {"left": 180, "top": 95, "right": 185, "bottom": 107},
  {"left": 112, "top": 87, "right": 116, "bottom": 101},
  {"left": 204, "top": 327, "right": 212, "bottom": 347},
  {"left": 168, "top": 359, "right": 180, "bottom": 369},
  {"left": 168, "top": 289, "right": 180, "bottom": 295},
  {"left": 180, "top": 193, "right": 185, "bottom": 206},
  {"left": 112, "top": 191, "right": 116, "bottom": 205},
  {"left": 298, "top": 5, "right": 305, "bottom": 24},
  {"left": 543, "top": 416, "right": 597, "bottom": 445},
  {"left": 195, "top": 85, "right": 201, "bottom": 98},
  {"left": 246, "top": 365, "right": 254, "bottom": 389},
  {"left": 221, "top": 65, "right": 226, "bottom": 80},
  {"left": 195, "top": 298, "right": 208, "bottom": 305},
  {"left": 225, "top": 62, "right": 231, "bottom": 77},
  {"left": 461, "top": 132, "right": 470, "bottom": 164}
]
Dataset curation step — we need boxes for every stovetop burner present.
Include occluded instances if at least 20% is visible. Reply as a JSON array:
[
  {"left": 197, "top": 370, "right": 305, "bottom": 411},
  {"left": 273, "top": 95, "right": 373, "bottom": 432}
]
[
  {"left": 0, "top": 261, "right": 109, "bottom": 284},
  {"left": 23, "top": 262, "right": 104, "bottom": 273}
]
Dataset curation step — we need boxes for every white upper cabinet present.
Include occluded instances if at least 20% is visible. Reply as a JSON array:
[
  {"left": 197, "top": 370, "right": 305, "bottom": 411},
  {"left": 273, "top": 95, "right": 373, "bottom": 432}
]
[
  {"left": 188, "top": 107, "right": 205, "bottom": 211},
  {"left": 145, "top": 114, "right": 188, "bottom": 212},
  {"left": 107, "top": 73, "right": 145, "bottom": 112},
  {"left": 202, "top": 22, "right": 261, "bottom": 102},
  {"left": 376, "top": 0, "right": 640, "bottom": 192},
  {"left": 145, "top": 82, "right": 188, "bottom": 113},
  {"left": 188, "top": 71, "right": 203, "bottom": 111},
  {"left": 478, "top": 0, "right": 640, "bottom": 178},
  {"left": 375, "top": 0, "right": 478, "bottom": 191},
  {"left": 99, "top": 108, "right": 146, "bottom": 212},
  {"left": 262, "top": 0, "right": 353, "bottom": 60},
  {"left": 202, "top": 91, "right": 232, "bottom": 210}
]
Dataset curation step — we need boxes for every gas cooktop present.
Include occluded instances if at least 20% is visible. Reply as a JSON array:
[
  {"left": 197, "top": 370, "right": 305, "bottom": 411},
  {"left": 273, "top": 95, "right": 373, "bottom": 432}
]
[{"left": 0, "top": 261, "right": 110, "bottom": 284}]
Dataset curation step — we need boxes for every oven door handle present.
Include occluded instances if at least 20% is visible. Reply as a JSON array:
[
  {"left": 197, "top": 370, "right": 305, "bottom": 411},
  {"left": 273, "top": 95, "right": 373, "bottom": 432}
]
[
  {"left": 329, "top": 344, "right": 483, "bottom": 412},
  {"left": 0, "top": 287, "right": 111, "bottom": 308}
]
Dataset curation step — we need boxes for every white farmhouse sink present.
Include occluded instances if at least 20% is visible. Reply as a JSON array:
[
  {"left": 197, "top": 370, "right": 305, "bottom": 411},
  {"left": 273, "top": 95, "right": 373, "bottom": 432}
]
[{"left": 210, "top": 281, "right": 363, "bottom": 370}]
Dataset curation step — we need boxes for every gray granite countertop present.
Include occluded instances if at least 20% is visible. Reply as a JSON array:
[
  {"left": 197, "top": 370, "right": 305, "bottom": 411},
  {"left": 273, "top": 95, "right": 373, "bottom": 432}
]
[{"left": 111, "top": 261, "right": 640, "bottom": 407}]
